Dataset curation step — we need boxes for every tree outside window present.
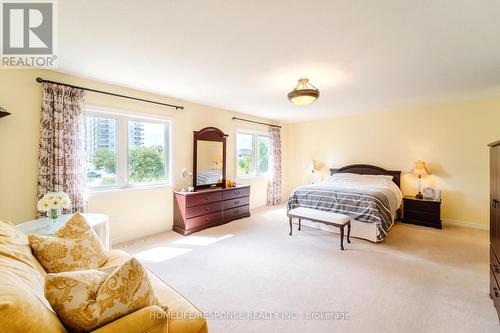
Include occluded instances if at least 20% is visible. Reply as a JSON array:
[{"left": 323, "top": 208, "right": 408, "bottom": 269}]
[
  {"left": 236, "top": 131, "right": 270, "bottom": 177},
  {"left": 85, "top": 112, "right": 170, "bottom": 189}
]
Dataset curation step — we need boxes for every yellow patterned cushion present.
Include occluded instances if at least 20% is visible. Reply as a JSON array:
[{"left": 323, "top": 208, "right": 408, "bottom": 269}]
[
  {"left": 44, "top": 257, "right": 162, "bottom": 332},
  {"left": 28, "top": 212, "right": 108, "bottom": 273},
  {"left": 0, "top": 219, "right": 67, "bottom": 333}
]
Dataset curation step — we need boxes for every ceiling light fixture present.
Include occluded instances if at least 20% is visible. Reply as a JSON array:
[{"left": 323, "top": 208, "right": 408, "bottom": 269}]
[{"left": 287, "top": 78, "right": 320, "bottom": 105}]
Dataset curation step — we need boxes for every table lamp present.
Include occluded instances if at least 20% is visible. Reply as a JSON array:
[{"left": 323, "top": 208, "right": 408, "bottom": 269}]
[
  {"left": 308, "top": 160, "right": 319, "bottom": 184},
  {"left": 412, "top": 160, "right": 430, "bottom": 199},
  {"left": 308, "top": 160, "right": 317, "bottom": 174}
]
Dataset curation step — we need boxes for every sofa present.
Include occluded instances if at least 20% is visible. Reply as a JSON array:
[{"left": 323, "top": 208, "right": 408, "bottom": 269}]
[{"left": 0, "top": 219, "right": 208, "bottom": 333}]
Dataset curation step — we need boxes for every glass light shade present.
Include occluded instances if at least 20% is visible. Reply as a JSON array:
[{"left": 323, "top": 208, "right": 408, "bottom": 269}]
[
  {"left": 290, "top": 95, "right": 318, "bottom": 105},
  {"left": 412, "top": 161, "right": 430, "bottom": 176}
]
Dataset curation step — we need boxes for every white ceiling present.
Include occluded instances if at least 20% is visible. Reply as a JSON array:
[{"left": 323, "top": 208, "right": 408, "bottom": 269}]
[{"left": 58, "top": 0, "right": 500, "bottom": 122}]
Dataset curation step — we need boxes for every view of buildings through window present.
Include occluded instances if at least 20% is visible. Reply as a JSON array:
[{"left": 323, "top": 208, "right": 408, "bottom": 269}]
[
  {"left": 128, "top": 121, "right": 167, "bottom": 184},
  {"left": 86, "top": 116, "right": 118, "bottom": 186},
  {"left": 85, "top": 113, "right": 169, "bottom": 187}
]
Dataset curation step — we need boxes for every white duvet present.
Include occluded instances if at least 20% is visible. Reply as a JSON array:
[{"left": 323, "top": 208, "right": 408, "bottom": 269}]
[{"left": 314, "top": 173, "right": 403, "bottom": 216}]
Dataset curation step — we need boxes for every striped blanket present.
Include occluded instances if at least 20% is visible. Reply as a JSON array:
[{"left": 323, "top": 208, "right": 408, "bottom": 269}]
[
  {"left": 197, "top": 169, "right": 222, "bottom": 185},
  {"left": 287, "top": 184, "right": 395, "bottom": 240}
]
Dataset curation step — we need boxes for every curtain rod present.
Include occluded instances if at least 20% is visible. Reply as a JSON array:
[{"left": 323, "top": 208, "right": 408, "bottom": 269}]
[
  {"left": 35, "top": 77, "right": 184, "bottom": 110},
  {"left": 232, "top": 116, "right": 281, "bottom": 128}
]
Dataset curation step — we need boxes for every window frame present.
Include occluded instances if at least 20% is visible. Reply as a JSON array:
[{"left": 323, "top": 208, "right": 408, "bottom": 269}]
[
  {"left": 235, "top": 128, "right": 271, "bottom": 179},
  {"left": 85, "top": 107, "right": 172, "bottom": 192}
]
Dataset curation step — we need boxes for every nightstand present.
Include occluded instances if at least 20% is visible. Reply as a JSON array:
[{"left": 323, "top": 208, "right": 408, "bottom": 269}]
[{"left": 402, "top": 196, "right": 442, "bottom": 229}]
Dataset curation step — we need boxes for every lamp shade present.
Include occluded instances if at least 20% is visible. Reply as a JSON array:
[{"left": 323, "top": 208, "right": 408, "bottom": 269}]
[
  {"left": 0, "top": 106, "right": 10, "bottom": 118},
  {"left": 412, "top": 161, "right": 430, "bottom": 176},
  {"left": 308, "top": 160, "right": 317, "bottom": 172}
]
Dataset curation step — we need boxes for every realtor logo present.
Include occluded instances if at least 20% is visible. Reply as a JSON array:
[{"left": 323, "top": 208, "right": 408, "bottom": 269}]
[{"left": 1, "top": 0, "right": 57, "bottom": 68}]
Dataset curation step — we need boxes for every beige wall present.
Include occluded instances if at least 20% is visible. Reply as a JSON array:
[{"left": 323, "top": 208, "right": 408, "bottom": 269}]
[
  {"left": 284, "top": 97, "right": 500, "bottom": 227},
  {"left": 2, "top": 68, "right": 495, "bottom": 238},
  {"left": 0, "top": 69, "right": 282, "bottom": 243}
]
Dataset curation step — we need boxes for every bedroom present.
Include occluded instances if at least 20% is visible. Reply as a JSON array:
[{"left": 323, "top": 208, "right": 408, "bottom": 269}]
[{"left": 0, "top": 1, "right": 499, "bottom": 332}]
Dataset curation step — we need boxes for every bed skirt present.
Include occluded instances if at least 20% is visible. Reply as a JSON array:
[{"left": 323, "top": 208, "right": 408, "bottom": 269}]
[{"left": 293, "top": 218, "right": 386, "bottom": 243}]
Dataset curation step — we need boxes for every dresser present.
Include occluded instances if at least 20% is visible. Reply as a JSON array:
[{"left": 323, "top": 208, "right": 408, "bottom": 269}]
[
  {"left": 402, "top": 196, "right": 441, "bottom": 229},
  {"left": 173, "top": 185, "right": 251, "bottom": 235},
  {"left": 489, "top": 140, "right": 500, "bottom": 321}
]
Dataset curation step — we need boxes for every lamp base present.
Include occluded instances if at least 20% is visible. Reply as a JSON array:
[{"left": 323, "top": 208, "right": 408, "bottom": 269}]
[{"left": 415, "top": 192, "right": 423, "bottom": 199}]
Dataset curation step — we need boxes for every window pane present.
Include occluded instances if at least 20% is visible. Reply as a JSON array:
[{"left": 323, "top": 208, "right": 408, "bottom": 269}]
[
  {"left": 128, "top": 121, "right": 168, "bottom": 184},
  {"left": 237, "top": 133, "right": 255, "bottom": 176},
  {"left": 85, "top": 116, "right": 117, "bottom": 187},
  {"left": 258, "top": 136, "right": 270, "bottom": 173}
]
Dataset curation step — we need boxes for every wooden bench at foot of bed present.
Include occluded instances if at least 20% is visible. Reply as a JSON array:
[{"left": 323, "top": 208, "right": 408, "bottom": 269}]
[{"left": 288, "top": 207, "right": 351, "bottom": 250}]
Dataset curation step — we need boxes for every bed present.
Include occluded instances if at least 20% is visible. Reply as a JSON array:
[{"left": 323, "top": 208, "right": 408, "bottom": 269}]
[
  {"left": 196, "top": 169, "right": 222, "bottom": 185},
  {"left": 287, "top": 164, "right": 402, "bottom": 242}
]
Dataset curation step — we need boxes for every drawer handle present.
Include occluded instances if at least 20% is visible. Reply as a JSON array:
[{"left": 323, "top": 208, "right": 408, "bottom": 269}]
[
  {"left": 204, "top": 207, "right": 210, "bottom": 211},
  {"left": 494, "top": 287, "right": 500, "bottom": 298},
  {"left": 234, "top": 210, "right": 239, "bottom": 214},
  {"left": 204, "top": 218, "right": 209, "bottom": 222},
  {"left": 204, "top": 197, "right": 209, "bottom": 201},
  {"left": 493, "top": 199, "right": 499, "bottom": 208},
  {"left": 234, "top": 200, "right": 240, "bottom": 205},
  {"left": 494, "top": 264, "right": 500, "bottom": 274},
  {"left": 235, "top": 191, "right": 240, "bottom": 195}
]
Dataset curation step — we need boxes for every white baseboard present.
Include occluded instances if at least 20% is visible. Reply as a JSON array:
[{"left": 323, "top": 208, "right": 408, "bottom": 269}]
[
  {"left": 442, "top": 219, "right": 489, "bottom": 230},
  {"left": 250, "top": 202, "right": 267, "bottom": 209},
  {"left": 111, "top": 226, "right": 172, "bottom": 246}
]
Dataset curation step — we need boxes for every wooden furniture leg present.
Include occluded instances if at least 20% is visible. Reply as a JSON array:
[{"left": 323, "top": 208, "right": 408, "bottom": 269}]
[
  {"left": 340, "top": 225, "right": 344, "bottom": 250},
  {"left": 289, "top": 216, "right": 292, "bottom": 236},
  {"left": 298, "top": 218, "right": 301, "bottom": 231},
  {"left": 347, "top": 221, "right": 351, "bottom": 243}
]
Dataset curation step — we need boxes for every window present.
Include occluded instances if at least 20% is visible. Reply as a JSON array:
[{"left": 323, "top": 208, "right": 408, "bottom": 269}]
[
  {"left": 257, "top": 136, "right": 270, "bottom": 174},
  {"left": 85, "top": 109, "right": 171, "bottom": 190},
  {"left": 236, "top": 131, "right": 270, "bottom": 177},
  {"left": 128, "top": 121, "right": 167, "bottom": 184},
  {"left": 85, "top": 116, "right": 118, "bottom": 187}
]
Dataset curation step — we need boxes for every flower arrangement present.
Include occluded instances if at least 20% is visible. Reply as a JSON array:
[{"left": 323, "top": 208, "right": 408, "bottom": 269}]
[{"left": 37, "top": 192, "right": 71, "bottom": 220}]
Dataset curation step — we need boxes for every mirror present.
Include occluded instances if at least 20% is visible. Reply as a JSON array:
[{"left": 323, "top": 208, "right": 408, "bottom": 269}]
[
  {"left": 193, "top": 127, "right": 228, "bottom": 190},
  {"left": 196, "top": 141, "right": 223, "bottom": 186}
]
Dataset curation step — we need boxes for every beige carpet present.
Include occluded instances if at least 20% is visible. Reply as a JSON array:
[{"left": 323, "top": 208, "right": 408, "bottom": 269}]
[{"left": 118, "top": 205, "right": 498, "bottom": 333}]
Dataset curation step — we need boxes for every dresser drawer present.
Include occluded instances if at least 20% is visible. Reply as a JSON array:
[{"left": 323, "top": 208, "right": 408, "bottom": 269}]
[
  {"left": 223, "top": 205, "right": 249, "bottom": 219},
  {"left": 186, "top": 201, "right": 222, "bottom": 219},
  {"left": 186, "top": 191, "right": 223, "bottom": 207},
  {"left": 222, "top": 196, "right": 249, "bottom": 210},
  {"left": 491, "top": 268, "right": 500, "bottom": 313},
  {"left": 491, "top": 246, "right": 500, "bottom": 284},
  {"left": 223, "top": 187, "right": 250, "bottom": 200},
  {"left": 185, "top": 211, "right": 223, "bottom": 230},
  {"left": 404, "top": 199, "right": 440, "bottom": 214}
]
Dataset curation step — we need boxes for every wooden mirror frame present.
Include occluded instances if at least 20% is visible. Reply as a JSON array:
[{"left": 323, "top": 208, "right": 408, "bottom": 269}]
[{"left": 193, "top": 127, "right": 228, "bottom": 190}]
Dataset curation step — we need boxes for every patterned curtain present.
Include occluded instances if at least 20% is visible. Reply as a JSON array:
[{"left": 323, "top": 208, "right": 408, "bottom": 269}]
[
  {"left": 37, "top": 83, "right": 86, "bottom": 216},
  {"left": 267, "top": 126, "right": 282, "bottom": 205}
]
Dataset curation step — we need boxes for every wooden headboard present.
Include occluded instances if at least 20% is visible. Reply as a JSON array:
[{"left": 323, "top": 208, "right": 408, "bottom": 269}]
[{"left": 329, "top": 164, "right": 402, "bottom": 189}]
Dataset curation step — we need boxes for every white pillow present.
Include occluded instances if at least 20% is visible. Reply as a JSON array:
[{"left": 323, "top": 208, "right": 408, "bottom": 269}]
[
  {"left": 329, "top": 173, "right": 393, "bottom": 181},
  {"left": 328, "top": 173, "right": 360, "bottom": 179},
  {"left": 358, "top": 174, "right": 394, "bottom": 181}
]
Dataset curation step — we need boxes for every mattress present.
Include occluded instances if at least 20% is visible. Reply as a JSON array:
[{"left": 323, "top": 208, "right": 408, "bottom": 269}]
[{"left": 287, "top": 174, "right": 402, "bottom": 241}]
